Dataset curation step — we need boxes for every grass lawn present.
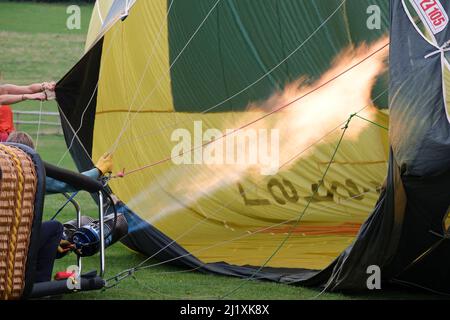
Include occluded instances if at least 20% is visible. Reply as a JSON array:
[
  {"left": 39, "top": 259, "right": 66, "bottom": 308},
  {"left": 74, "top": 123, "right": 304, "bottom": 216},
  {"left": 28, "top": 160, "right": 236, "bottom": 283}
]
[{"left": 0, "top": 1, "right": 445, "bottom": 300}]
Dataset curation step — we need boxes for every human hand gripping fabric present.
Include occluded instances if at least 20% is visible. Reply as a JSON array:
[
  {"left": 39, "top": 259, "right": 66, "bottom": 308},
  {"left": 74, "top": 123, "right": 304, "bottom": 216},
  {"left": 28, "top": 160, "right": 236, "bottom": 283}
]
[
  {"left": 41, "top": 81, "right": 56, "bottom": 100},
  {"left": 41, "top": 81, "right": 56, "bottom": 91},
  {"left": 96, "top": 153, "right": 114, "bottom": 175}
]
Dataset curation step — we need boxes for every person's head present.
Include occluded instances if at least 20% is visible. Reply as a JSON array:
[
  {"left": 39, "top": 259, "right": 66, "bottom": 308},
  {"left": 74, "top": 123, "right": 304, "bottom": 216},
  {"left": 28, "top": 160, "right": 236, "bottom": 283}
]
[{"left": 6, "top": 131, "right": 35, "bottom": 150}]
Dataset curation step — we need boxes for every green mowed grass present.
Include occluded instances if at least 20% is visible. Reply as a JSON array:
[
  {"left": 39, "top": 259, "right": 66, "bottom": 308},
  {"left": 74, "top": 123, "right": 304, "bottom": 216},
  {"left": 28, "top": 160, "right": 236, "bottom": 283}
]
[
  {"left": 40, "top": 139, "right": 342, "bottom": 300},
  {"left": 1, "top": 1, "right": 444, "bottom": 300},
  {"left": 37, "top": 136, "right": 442, "bottom": 301},
  {"left": 0, "top": 1, "right": 92, "bottom": 35}
]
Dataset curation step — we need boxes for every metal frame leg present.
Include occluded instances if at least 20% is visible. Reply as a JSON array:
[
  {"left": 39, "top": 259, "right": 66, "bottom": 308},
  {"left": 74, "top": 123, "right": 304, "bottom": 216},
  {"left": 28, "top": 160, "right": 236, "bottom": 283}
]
[
  {"left": 63, "top": 193, "right": 82, "bottom": 275},
  {"left": 98, "top": 191, "right": 105, "bottom": 277},
  {"left": 77, "top": 210, "right": 82, "bottom": 275}
]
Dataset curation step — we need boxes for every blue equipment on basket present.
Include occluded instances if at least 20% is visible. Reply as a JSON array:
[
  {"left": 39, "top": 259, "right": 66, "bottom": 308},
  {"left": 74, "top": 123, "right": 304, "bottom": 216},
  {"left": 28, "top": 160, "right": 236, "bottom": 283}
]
[{"left": 63, "top": 213, "right": 128, "bottom": 257}]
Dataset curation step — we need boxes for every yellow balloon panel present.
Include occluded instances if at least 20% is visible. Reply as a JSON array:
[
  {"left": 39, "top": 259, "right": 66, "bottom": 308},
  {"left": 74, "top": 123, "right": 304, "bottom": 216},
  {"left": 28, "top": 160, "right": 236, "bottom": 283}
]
[
  {"left": 93, "top": 107, "right": 389, "bottom": 269},
  {"left": 97, "top": 0, "right": 174, "bottom": 114}
]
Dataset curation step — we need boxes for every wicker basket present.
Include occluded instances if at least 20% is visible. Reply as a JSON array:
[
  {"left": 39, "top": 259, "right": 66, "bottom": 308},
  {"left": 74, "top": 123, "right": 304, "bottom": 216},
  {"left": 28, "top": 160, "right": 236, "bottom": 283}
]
[{"left": 0, "top": 144, "right": 38, "bottom": 300}]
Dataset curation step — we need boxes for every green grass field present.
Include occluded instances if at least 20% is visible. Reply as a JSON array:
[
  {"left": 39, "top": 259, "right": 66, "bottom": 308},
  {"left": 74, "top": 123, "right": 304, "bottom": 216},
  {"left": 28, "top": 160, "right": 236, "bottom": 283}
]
[{"left": 0, "top": 1, "right": 444, "bottom": 300}]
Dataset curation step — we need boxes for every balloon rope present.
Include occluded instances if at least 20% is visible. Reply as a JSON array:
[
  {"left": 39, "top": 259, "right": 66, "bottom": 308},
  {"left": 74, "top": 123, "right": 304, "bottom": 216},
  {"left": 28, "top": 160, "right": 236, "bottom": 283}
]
[
  {"left": 96, "top": 0, "right": 104, "bottom": 26},
  {"left": 58, "top": 0, "right": 214, "bottom": 163},
  {"left": 112, "top": 42, "right": 389, "bottom": 178},
  {"left": 105, "top": 188, "right": 375, "bottom": 299},
  {"left": 58, "top": 0, "right": 347, "bottom": 164},
  {"left": 113, "top": 167, "right": 280, "bottom": 276},
  {"left": 104, "top": 93, "right": 388, "bottom": 291},
  {"left": 57, "top": 83, "right": 99, "bottom": 166},
  {"left": 35, "top": 100, "right": 43, "bottom": 150},
  {"left": 108, "top": 0, "right": 175, "bottom": 148},
  {"left": 56, "top": 25, "right": 122, "bottom": 165},
  {"left": 133, "top": 188, "right": 376, "bottom": 272},
  {"left": 110, "top": 0, "right": 348, "bottom": 152},
  {"left": 111, "top": 91, "right": 386, "bottom": 275},
  {"left": 105, "top": 110, "right": 384, "bottom": 297},
  {"left": 354, "top": 114, "right": 388, "bottom": 131},
  {"left": 57, "top": 0, "right": 347, "bottom": 166},
  {"left": 105, "top": 189, "right": 376, "bottom": 294},
  {"left": 57, "top": 104, "right": 94, "bottom": 163},
  {"left": 217, "top": 113, "right": 355, "bottom": 299},
  {"left": 109, "top": 0, "right": 223, "bottom": 154},
  {"left": 57, "top": 0, "right": 175, "bottom": 165},
  {"left": 104, "top": 181, "right": 263, "bottom": 287}
]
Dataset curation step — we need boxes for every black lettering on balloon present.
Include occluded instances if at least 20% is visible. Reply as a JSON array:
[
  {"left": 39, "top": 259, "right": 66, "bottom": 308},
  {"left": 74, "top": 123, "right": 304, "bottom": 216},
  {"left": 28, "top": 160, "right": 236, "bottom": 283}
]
[
  {"left": 305, "top": 180, "right": 334, "bottom": 203},
  {"left": 267, "top": 178, "right": 299, "bottom": 205},
  {"left": 237, "top": 183, "right": 271, "bottom": 206}
]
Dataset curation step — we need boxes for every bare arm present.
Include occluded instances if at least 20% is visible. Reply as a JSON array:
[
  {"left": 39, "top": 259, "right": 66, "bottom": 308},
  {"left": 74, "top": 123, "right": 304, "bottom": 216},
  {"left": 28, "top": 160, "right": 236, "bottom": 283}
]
[
  {"left": 0, "top": 83, "right": 43, "bottom": 95},
  {"left": 0, "top": 82, "right": 55, "bottom": 95},
  {"left": 0, "top": 92, "right": 46, "bottom": 105}
]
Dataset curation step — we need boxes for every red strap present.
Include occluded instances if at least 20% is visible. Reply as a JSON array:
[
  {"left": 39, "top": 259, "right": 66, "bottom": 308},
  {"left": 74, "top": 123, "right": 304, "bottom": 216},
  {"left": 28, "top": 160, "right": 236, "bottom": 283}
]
[{"left": 54, "top": 271, "right": 76, "bottom": 280}]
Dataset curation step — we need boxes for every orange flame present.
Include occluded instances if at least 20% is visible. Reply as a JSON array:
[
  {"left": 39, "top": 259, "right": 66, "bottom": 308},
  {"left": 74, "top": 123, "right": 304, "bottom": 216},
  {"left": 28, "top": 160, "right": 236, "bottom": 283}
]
[
  {"left": 203, "top": 37, "right": 389, "bottom": 180},
  {"left": 132, "top": 38, "right": 389, "bottom": 222}
]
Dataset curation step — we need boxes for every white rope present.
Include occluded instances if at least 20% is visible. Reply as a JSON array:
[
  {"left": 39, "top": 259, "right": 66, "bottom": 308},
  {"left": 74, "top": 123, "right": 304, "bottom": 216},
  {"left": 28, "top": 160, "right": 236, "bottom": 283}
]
[
  {"left": 96, "top": 0, "right": 104, "bottom": 26},
  {"left": 57, "top": 22, "right": 126, "bottom": 166},
  {"left": 109, "top": 0, "right": 223, "bottom": 153},
  {"left": 132, "top": 105, "right": 385, "bottom": 270},
  {"left": 113, "top": 92, "right": 388, "bottom": 276},
  {"left": 115, "top": 105, "right": 386, "bottom": 276},
  {"left": 107, "top": 166, "right": 382, "bottom": 298},
  {"left": 111, "top": 0, "right": 347, "bottom": 151},
  {"left": 424, "top": 41, "right": 450, "bottom": 59},
  {"left": 58, "top": 0, "right": 175, "bottom": 166},
  {"left": 56, "top": 24, "right": 124, "bottom": 165},
  {"left": 57, "top": 83, "right": 99, "bottom": 166},
  {"left": 57, "top": 104, "right": 93, "bottom": 161},
  {"left": 35, "top": 100, "right": 43, "bottom": 150},
  {"left": 131, "top": 179, "right": 263, "bottom": 270},
  {"left": 56, "top": 0, "right": 386, "bottom": 295},
  {"left": 136, "top": 188, "right": 377, "bottom": 272},
  {"left": 104, "top": 56, "right": 389, "bottom": 292},
  {"left": 110, "top": 0, "right": 176, "bottom": 150},
  {"left": 58, "top": 0, "right": 346, "bottom": 164},
  {"left": 106, "top": 86, "right": 388, "bottom": 294}
]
